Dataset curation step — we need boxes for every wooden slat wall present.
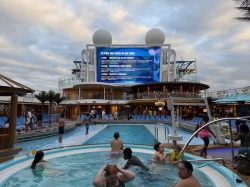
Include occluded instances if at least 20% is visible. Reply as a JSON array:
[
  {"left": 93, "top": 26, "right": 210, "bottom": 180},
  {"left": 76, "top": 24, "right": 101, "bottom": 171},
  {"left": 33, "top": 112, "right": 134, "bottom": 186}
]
[{"left": 0, "top": 134, "right": 10, "bottom": 149}]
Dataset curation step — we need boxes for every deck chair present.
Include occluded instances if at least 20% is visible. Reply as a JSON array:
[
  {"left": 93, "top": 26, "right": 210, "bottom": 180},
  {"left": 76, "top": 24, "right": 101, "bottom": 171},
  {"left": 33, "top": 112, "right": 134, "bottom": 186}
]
[
  {"left": 178, "top": 116, "right": 183, "bottom": 122},
  {"left": 135, "top": 115, "right": 141, "bottom": 120},
  {"left": 149, "top": 115, "right": 155, "bottom": 120},
  {"left": 132, "top": 115, "right": 138, "bottom": 120},
  {"left": 166, "top": 116, "right": 171, "bottom": 122},
  {"left": 160, "top": 116, "right": 166, "bottom": 121},
  {"left": 140, "top": 115, "right": 146, "bottom": 120},
  {"left": 0, "top": 118, "right": 5, "bottom": 127},
  {"left": 155, "top": 115, "right": 160, "bottom": 121},
  {"left": 145, "top": 115, "right": 150, "bottom": 121}
]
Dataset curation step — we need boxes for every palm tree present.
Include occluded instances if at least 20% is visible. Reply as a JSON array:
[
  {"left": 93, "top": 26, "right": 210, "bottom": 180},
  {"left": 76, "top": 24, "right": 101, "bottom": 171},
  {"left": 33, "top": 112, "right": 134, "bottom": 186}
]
[
  {"left": 54, "top": 93, "right": 65, "bottom": 116},
  {"left": 54, "top": 93, "right": 65, "bottom": 105},
  {"left": 35, "top": 91, "right": 48, "bottom": 114},
  {"left": 234, "top": 0, "right": 250, "bottom": 22},
  {"left": 47, "top": 90, "right": 58, "bottom": 124}
]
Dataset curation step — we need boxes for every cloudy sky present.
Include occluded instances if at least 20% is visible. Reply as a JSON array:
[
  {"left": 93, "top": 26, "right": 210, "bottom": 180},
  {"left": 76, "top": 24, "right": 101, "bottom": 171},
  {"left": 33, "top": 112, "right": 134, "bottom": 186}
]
[{"left": 0, "top": 0, "right": 249, "bottom": 93}]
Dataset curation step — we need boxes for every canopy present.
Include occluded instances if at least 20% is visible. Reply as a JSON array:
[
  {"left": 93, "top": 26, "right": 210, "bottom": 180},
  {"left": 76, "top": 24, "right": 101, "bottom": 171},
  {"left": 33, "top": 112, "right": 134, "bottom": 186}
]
[
  {"left": 213, "top": 93, "right": 250, "bottom": 103},
  {"left": 0, "top": 74, "right": 34, "bottom": 96}
]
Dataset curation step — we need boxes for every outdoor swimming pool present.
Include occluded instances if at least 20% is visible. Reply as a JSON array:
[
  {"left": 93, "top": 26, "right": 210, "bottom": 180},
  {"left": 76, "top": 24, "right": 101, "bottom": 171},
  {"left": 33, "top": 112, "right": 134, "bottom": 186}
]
[
  {"left": 85, "top": 125, "right": 155, "bottom": 145},
  {"left": 15, "top": 123, "right": 208, "bottom": 154},
  {"left": 1, "top": 145, "right": 243, "bottom": 187}
]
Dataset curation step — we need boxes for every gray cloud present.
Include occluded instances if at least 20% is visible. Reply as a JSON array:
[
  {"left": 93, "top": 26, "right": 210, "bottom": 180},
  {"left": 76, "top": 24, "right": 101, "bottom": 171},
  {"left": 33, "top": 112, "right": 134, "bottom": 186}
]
[{"left": 0, "top": 0, "right": 249, "bottom": 93}]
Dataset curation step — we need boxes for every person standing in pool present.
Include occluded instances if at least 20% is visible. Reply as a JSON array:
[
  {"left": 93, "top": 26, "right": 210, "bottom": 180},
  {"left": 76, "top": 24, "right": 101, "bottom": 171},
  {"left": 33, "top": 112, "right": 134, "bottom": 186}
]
[
  {"left": 93, "top": 164, "right": 135, "bottom": 187},
  {"left": 110, "top": 132, "right": 124, "bottom": 155},
  {"left": 58, "top": 113, "right": 65, "bottom": 143},
  {"left": 83, "top": 113, "right": 91, "bottom": 135},
  {"left": 151, "top": 142, "right": 167, "bottom": 162}
]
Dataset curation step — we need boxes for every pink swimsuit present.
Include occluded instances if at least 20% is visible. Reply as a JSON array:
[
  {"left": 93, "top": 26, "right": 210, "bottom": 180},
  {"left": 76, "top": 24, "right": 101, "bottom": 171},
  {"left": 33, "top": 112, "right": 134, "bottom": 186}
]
[{"left": 198, "top": 122, "right": 210, "bottom": 138}]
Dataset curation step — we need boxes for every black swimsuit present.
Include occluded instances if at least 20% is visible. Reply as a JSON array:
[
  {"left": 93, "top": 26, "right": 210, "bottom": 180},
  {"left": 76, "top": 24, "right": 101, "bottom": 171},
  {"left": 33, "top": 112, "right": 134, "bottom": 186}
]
[
  {"left": 106, "top": 179, "right": 125, "bottom": 187},
  {"left": 58, "top": 126, "right": 64, "bottom": 134}
]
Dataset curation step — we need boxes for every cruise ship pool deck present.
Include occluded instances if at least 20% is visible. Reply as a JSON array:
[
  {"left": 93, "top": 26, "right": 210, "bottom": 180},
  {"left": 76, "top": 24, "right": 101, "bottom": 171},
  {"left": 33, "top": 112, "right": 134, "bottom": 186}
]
[{"left": 0, "top": 123, "right": 248, "bottom": 186}]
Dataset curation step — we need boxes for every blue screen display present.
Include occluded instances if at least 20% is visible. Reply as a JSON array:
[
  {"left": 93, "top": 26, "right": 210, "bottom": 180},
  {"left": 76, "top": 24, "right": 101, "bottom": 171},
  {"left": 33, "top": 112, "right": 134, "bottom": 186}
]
[{"left": 96, "top": 47, "right": 161, "bottom": 83}]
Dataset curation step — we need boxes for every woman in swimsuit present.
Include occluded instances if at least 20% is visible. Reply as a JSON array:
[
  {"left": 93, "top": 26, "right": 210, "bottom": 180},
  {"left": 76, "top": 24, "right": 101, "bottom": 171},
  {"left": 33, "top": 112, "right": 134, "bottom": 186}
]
[
  {"left": 195, "top": 116, "right": 216, "bottom": 156},
  {"left": 173, "top": 160, "right": 201, "bottom": 187},
  {"left": 151, "top": 142, "right": 167, "bottom": 162},
  {"left": 31, "top": 150, "right": 48, "bottom": 171},
  {"left": 93, "top": 164, "right": 135, "bottom": 187}
]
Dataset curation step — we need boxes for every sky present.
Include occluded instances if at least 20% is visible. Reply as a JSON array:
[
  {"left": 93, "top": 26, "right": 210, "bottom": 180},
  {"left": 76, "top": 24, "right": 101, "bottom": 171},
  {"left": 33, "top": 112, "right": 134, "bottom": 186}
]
[{"left": 0, "top": 0, "right": 249, "bottom": 93}]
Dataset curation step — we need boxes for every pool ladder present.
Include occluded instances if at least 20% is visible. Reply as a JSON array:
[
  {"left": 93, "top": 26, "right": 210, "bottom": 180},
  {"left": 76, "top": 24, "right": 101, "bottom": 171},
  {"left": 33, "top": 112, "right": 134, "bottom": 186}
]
[{"left": 154, "top": 123, "right": 169, "bottom": 143}]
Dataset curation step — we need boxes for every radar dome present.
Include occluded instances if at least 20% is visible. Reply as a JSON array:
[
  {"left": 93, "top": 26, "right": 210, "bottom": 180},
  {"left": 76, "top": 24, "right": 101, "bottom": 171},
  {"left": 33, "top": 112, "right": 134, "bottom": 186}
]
[
  {"left": 92, "top": 29, "right": 112, "bottom": 44},
  {"left": 145, "top": 28, "right": 165, "bottom": 44}
]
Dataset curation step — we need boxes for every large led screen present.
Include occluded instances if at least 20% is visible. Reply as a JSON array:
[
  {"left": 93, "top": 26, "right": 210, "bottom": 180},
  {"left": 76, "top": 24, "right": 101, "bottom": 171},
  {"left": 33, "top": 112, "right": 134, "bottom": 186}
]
[{"left": 96, "top": 47, "right": 160, "bottom": 83}]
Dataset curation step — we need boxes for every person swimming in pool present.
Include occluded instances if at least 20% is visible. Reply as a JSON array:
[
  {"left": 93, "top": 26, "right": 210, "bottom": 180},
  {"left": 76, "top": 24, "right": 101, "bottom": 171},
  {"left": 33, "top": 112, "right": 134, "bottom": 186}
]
[
  {"left": 93, "top": 164, "right": 135, "bottom": 187},
  {"left": 58, "top": 113, "right": 65, "bottom": 143},
  {"left": 122, "top": 147, "right": 152, "bottom": 173},
  {"left": 110, "top": 132, "right": 124, "bottom": 155}
]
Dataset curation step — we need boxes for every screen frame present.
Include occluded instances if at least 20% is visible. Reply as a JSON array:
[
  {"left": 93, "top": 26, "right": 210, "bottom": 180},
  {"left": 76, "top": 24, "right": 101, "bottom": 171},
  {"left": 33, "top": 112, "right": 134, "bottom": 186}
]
[{"left": 95, "top": 45, "right": 162, "bottom": 84}]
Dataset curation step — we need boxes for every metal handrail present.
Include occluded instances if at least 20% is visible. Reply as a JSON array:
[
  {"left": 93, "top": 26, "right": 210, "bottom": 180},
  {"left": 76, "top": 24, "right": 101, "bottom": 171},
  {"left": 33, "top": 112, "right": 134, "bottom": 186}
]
[
  {"left": 181, "top": 116, "right": 250, "bottom": 163},
  {"left": 154, "top": 123, "right": 169, "bottom": 143}
]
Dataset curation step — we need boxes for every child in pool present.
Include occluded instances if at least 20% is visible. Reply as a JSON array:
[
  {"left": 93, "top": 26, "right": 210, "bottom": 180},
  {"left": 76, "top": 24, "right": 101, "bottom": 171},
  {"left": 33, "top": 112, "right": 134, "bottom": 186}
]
[{"left": 165, "top": 145, "right": 182, "bottom": 163}]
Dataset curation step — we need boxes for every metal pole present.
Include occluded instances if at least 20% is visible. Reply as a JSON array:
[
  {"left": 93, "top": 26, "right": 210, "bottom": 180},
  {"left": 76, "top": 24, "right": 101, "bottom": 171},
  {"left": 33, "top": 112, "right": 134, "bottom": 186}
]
[
  {"left": 229, "top": 120, "right": 235, "bottom": 163},
  {"left": 181, "top": 117, "right": 250, "bottom": 158},
  {"left": 9, "top": 94, "right": 18, "bottom": 148}
]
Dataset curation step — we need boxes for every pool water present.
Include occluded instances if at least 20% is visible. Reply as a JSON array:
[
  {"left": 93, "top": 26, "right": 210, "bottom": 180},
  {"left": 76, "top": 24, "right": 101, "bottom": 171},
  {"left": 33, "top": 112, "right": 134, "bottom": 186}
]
[
  {"left": 0, "top": 151, "right": 213, "bottom": 187},
  {"left": 85, "top": 125, "right": 155, "bottom": 145},
  {"left": 14, "top": 124, "right": 209, "bottom": 154}
]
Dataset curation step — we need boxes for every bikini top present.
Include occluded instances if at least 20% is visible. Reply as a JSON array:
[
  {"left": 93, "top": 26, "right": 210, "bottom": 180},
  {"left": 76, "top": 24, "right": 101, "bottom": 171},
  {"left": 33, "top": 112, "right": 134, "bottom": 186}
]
[{"left": 184, "top": 178, "right": 197, "bottom": 187}]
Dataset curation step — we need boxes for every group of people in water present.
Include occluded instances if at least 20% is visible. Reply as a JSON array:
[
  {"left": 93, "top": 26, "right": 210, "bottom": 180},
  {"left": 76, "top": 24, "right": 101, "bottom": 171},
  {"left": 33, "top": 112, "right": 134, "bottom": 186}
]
[
  {"left": 92, "top": 131, "right": 201, "bottom": 187},
  {"left": 32, "top": 131, "right": 201, "bottom": 187}
]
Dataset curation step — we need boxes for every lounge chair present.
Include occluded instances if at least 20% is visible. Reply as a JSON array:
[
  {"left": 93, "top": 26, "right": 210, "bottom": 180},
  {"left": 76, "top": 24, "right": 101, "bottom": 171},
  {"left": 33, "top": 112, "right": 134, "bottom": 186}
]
[
  {"left": 145, "top": 115, "right": 150, "bottom": 121},
  {"left": 155, "top": 115, "right": 160, "bottom": 121},
  {"left": 149, "top": 115, "right": 155, "bottom": 120},
  {"left": 160, "top": 115, "right": 166, "bottom": 121}
]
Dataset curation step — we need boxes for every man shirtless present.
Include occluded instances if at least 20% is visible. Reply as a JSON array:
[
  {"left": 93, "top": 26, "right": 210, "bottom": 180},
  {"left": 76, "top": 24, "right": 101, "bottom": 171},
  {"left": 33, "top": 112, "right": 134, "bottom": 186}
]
[
  {"left": 110, "top": 132, "right": 124, "bottom": 155},
  {"left": 58, "top": 114, "right": 66, "bottom": 143}
]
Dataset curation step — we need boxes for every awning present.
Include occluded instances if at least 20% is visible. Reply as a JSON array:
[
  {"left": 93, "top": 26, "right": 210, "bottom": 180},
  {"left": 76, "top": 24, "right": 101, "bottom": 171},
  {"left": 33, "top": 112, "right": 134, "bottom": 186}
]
[{"left": 213, "top": 93, "right": 250, "bottom": 103}]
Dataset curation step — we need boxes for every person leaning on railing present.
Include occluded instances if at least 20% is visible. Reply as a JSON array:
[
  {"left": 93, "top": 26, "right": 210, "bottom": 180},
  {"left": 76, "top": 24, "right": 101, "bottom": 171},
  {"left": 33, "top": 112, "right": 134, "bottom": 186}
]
[{"left": 231, "top": 124, "right": 250, "bottom": 156}]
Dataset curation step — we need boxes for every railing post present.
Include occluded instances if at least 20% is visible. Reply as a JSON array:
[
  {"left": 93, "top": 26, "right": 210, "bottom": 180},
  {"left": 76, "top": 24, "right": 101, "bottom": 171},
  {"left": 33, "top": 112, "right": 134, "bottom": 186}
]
[{"left": 228, "top": 120, "right": 235, "bottom": 163}]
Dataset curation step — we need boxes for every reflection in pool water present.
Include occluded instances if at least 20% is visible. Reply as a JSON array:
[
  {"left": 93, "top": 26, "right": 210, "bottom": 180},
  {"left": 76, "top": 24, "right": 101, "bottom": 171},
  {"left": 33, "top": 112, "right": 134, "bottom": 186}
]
[
  {"left": 207, "top": 147, "right": 239, "bottom": 160},
  {"left": 1, "top": 151, "right": 213, "bottom": 187}
]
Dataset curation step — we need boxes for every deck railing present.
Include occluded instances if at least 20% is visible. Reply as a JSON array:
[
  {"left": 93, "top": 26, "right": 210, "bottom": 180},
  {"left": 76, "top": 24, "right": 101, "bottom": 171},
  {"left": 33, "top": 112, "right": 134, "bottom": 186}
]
[{"left": 65, "top": 91, "right": 201, "bottom": 101}]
